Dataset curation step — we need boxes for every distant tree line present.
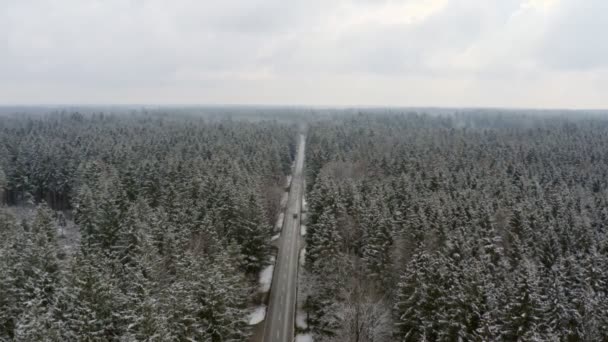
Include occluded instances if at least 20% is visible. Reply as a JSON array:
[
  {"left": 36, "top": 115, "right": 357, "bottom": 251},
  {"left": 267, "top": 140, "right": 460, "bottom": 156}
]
[
  {"left": 303, "top": 112, "right": 608, "bottom": 341},
  {"left": 0, "top": 112, "right": 296, "bottom": 341}
]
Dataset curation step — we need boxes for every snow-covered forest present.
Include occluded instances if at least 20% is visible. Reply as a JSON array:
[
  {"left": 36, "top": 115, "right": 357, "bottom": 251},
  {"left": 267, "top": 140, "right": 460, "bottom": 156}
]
[
  {"left": 303, "top": 111, "right": 608, "bottom": 341},
  {"left": 0, "top": 112, "right": 296, "bottom": 340},
  {"left": 2, "top": 109, "right": 608, "bottom": 341}
]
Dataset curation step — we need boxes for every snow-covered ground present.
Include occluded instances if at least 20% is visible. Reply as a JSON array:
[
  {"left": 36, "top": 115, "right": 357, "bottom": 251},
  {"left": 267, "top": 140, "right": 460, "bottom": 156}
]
[
  {"left": 299, "top": 248, "right": 306, "bottom": 267},
  {"left": 302, "top": 197, "right": 308, "bottom": 212},
  {"left": 259, "top": 257, "right": 275, "bottom": 293},
  {"left": 259, "top": 265, "right": 273, "bottom": 292},
  {"left": 280, "top": 192, "right": 288, "bottom": 208},
  {"left": 300, "top": 224, "right": 307, "bottom": 236},
  {"left": 248, "top": 305, "right": 266, "bottom": 325},
  {"left": 296, "top": 310, "right": 308, "bottom": 329},
  {"left": 5, "top": 206, "right": 80, "bottom": 260},
  {"left": 296, "top": 333, "right": 313, "bottom": 342},
  {"left": 275, "top": 212, "right": 284, "bottom": 231},
  {"left": 271, "top": 233, "right": 280, "bottom": 242},
  {"left": 286, "top": 175, "right": 292, "bottom": 188}
]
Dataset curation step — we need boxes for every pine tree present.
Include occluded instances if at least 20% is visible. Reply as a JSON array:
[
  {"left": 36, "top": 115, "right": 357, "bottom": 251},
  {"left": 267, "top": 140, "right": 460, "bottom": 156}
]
[
  {"left": 361, "top": 200, "right": 394, "bottom": 288},
  {"left": 2, "top": 205, "right": 65, "bottom": 340},
  {"left": 235, "top": 192, "right": 271, "bottom": 275},
  {"left": 394, "top": 252, "right": 446, "bottom": 341},
  {"left": 96, "top": 175, "right": 129, "bottom": 253},
  {"left": 0, "top": 212, "right": 25, "bottom": 339},
  {"left": 120, "top": 232, "right": 170, "bottom": 341},
  {"left": 305, "top": 255, "right": 348, "bottom": 338},
  {"left": 499, "top": 259, "right": 545, "bottom": 341},
  {"left": 73, "top": 184, "right": 99, "bottom": 250},
  {"left": 13, "top": 295, "right": 66, "bottom": 342},
  {"left": 61, "top": 252, "right": 127, "bottom": 340},
  {"left": 543, "top": 265, "right": 582, "bottom": 341},
  {"left": 308, "top": 209, "right": 341, "bottom": 271},
  {"left": 199, "top": 244, "right": 250, "bottom": 341},
  {"left": 114, "top": 199, "right": 151, "bottom": 267},
  {"left": 0, "top": 166, "right": 6, "bottom": 204},
  {"left": 163, "top": 246, "right": 250, "bottom": 341},
  {"left": 25, "top": 205, "right": 61, "bottom": 306}
]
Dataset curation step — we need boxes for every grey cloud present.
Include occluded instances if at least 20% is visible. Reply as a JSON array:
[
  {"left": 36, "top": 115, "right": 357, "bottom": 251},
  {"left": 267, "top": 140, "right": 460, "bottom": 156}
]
[
  {"left": 539, "top": 0, "right": 608, "bottom": 70},
  {"left": 263, "top": 0, "right": 524, "bottom": 77},
  {"left": 0, "top": 0, "right": 607, "bottom": 108}
]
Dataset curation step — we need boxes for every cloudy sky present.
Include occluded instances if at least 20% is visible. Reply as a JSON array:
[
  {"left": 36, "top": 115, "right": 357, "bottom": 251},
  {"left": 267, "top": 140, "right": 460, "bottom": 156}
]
[{"left": 1, "top": 0, "right": 607, "bottom": 108}]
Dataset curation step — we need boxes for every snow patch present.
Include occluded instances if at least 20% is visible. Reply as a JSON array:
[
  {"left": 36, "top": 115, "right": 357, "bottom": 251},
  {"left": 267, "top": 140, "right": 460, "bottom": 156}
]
[
  {"left": 271, "top": 233, "right": 280, "bottom": 242},
  {"left": 296, "top": 311, "right": 308, "bottom": 329},
  {"left": 296, "top": 333, "right": 313, "bottom": 342},
  {"left": 248, "top": 306, "right": 266, "bottom": 325},
  {"left": 299, "top": 248, "right": 306, "bottom": 267},
  {"left": 302, "top": 197, "right": 308, "bottom": 212},
  {"left": 286, "top": 175, "right": 292, "bottom": 188},
  {"left": 280, "top": 192, "right": 288, "bottom": 208},
  {"left": 300, "top": 224, "right": 307, "bottom": 236},
  {"left": 259, "top": 264, "right": 274, "bottom": 293},
  {"left": 275, "top": 213, "right": 285, "bottom": 230}
]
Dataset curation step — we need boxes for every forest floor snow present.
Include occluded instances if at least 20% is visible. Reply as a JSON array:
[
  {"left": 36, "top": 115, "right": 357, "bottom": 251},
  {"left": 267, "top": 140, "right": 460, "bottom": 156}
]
[
  {"left": 299, "top": 248, "right": 306, "bottom": 267},
  {"left": 258, "top": 257, "right": 275, "bottom": 293},
  {"left": 300, "top": 224, "right": 307, "bottom": 236},
  {"left": 5, "top": 206, "right": 80, "bottom": 260},
  {"left": 275, "top": 213, "right": 284, "bottom": 231},
  {"left": 248, "top": 305, "right": 266, "bottom": 325},
  {"left": 296, "top": 334, "right": 313, "bottom": 342},
  {"left": 296, "top": 310, "right": 308, "bottom": 329},
  {"left": 271, "top": 233, "right": 280, "bottom": 242},
  {"left": 280, "top": 192, "right": 288, "bottom": 208},
  {"left": 286, "top": 175, "right": 292, "bottom": 188}
]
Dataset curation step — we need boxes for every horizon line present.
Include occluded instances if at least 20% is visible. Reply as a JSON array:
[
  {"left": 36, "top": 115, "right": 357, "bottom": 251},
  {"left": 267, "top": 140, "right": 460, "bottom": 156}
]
[{"left": 1, "top": 103, "right": 608, "bottom": 112}]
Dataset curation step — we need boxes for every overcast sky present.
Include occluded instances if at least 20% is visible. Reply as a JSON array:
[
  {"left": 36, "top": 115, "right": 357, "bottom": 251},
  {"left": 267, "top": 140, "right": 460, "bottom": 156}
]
[{"left": 1, "top": 0, "right": 607, "bottom": 108}]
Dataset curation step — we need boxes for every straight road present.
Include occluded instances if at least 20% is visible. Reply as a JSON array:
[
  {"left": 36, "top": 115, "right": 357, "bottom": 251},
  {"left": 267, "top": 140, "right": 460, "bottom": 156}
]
[{"left": 262, "top": 134, "right": 305, "bottom": 342}]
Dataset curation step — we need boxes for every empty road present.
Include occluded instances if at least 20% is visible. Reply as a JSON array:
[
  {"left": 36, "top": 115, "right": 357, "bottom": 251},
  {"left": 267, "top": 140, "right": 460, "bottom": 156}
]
[{"left": 262, "top": 133, "right": 305, "bottom": 342}]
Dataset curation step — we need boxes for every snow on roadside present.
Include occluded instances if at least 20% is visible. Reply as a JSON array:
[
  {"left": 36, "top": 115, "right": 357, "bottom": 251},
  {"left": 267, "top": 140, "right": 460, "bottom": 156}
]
[
  {"left": 296, "top": 311, "right": 308, "bottom": 330},
  {"left": 302, "top": 197, "right": 308, "bottom": 212},
  {"left": 280, "top": 192, "right": 288, "bottom": 208},
  {"left": 299, "top": 248, "right": 306, "bottom": 267},
  {"left": 296, "top": 334, "right": 313, "bottom": 342},
  {"left": 286, "top": 175, "right": 292, "bottom": 188},
  {"left": 300, "top": 224, "right": 307, "bottom": 236},
  {"left": 275, "top": 213, "right": 285, "bottom": 230},
  {"left": 248, "top": 305, "right": 266, "bottom": 325},
  {"left": 271, "top": 233, "right": 280, "bottom": 242},
  {"left": 259, "top": 264, "right": 274, "bottom": 293}
]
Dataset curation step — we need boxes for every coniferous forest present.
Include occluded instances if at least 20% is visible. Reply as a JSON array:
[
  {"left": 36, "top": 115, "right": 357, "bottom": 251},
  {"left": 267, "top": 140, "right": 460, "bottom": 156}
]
[
  {"left": 0, "top": 111, "right": 295, "bottom": 341},
  {"left": 303, "top": 111, "right": 608, "bottom": 341},
  {"left": 1, "top": 109, "right": 608, "bottom": 341}
]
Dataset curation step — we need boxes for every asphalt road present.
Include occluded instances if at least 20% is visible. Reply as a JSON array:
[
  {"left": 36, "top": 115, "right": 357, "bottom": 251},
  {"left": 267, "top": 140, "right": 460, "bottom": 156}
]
[{"left": 262, "top": 134, "right": 305, "bottom": 342}]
